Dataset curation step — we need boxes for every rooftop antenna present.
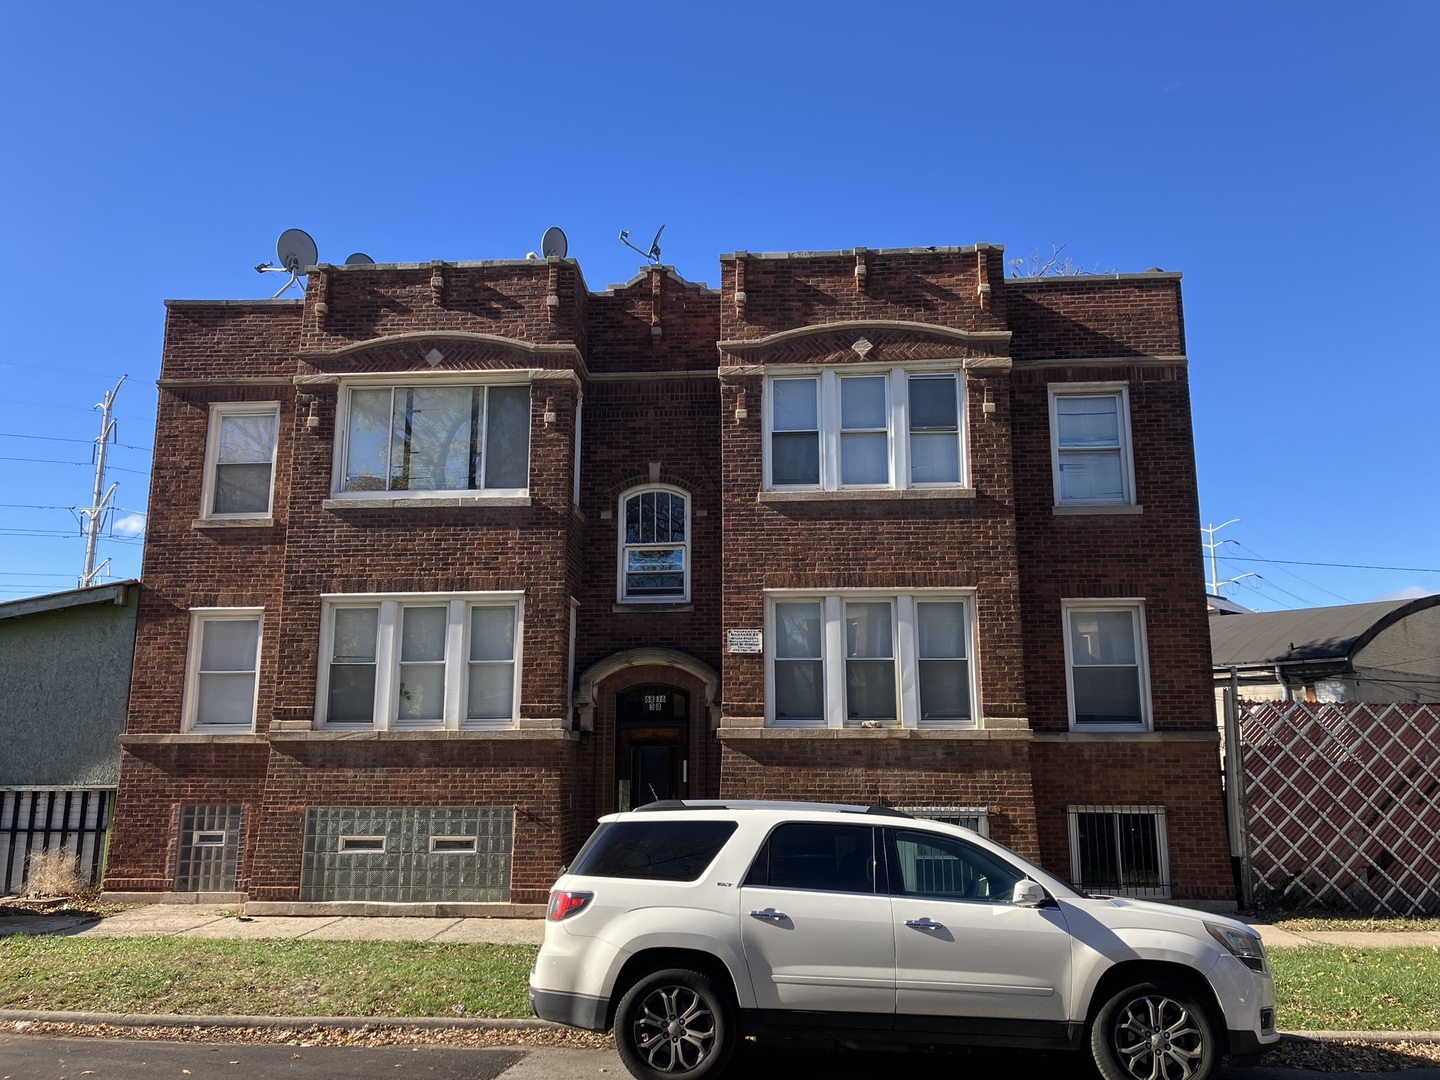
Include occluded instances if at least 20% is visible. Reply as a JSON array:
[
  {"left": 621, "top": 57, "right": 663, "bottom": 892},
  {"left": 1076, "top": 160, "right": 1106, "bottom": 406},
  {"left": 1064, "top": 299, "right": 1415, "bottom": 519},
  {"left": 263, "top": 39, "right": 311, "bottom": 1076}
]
[
  {"left": 254, "top": 228, "right": 318, "bottom": 297},
  {"left": 618, "top": 224, "right": 665, "bottom": 264},
  {"left": 541, "top": 226, "right": 568, "bottom": 259}
]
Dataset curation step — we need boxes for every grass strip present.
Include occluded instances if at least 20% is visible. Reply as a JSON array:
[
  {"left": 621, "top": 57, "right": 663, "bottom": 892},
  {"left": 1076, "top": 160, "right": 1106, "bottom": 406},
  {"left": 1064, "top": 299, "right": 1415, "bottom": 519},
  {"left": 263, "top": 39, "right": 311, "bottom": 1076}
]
[
  {"left": 0, "top": 937, "right": 538, "bottom": 1019},
  {"left": 5, "top": 936, "right": 1440, "bottom": 1033},
  {"left": 1270, "top": 947, "right": 1440, "bottom": 1030}
]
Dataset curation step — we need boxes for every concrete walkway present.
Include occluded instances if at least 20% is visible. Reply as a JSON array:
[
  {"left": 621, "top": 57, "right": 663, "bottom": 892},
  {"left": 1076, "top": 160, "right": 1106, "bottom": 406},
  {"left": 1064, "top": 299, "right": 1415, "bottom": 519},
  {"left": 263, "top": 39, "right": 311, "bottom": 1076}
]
[
  {"left": 0, "top": 904, "right": 544, "bottom": 943},
  {"left": 6, "top": 905, "right": 1440, "bottom": 950}
]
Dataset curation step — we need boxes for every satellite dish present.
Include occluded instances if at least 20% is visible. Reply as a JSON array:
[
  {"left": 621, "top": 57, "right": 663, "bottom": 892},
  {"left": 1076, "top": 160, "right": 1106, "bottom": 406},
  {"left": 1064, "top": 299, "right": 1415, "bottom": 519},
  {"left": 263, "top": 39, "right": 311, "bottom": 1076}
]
[
  {"left": 276, "top": 229, "right": 318, "bottom": 274},
  {"left": 541, "top": 226, "right": 568, "bottom": 259},
  {"left": 345, "top": 252, "right": 375, "bottom": 266}
]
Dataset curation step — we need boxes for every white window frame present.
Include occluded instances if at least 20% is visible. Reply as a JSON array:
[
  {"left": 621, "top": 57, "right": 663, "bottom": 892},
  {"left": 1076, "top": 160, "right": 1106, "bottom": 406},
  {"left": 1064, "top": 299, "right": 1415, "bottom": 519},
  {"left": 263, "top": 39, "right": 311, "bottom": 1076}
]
[
  {"left": 762, "top": 366, "right": 968, "bottom": 492},
  {"left": 315, "top": 591, "right": 523, "bottom": 730},
  {"left": 616, "top": 484, "right": 691, "bottom": 604},
  {"left": 201, "top": 402, "right": 280, "bottom": 519},
  {"left": 764, "top": 590, "right": 979, "bottom": 729},
  {"left": 330, "top": 374, "right": 531, "bottom": 500},
  {"left": 183, "top": 608, "right": 264, "bottom": 733},
  {"left": 1048, "top": 383, "right": 1135, "bottom": 507},
  {"left": 1061, "top": 598, "right": 1152, "bottom": 732},
  {"left": 1067, "top": 804, "right": 1171, "bottom": 900}
]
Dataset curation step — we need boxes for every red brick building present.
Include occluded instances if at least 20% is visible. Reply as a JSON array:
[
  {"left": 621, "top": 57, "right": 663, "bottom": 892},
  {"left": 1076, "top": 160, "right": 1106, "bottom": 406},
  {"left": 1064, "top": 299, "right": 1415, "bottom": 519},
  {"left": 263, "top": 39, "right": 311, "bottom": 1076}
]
[{"left": 105, "top": 243, "right": 1235, "bottom": 913}]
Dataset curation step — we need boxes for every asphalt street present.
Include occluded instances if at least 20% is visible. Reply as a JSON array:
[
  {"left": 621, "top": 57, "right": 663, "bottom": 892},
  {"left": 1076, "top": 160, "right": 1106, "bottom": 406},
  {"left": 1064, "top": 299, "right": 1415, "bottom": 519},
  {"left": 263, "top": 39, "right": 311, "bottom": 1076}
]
[{"left": 7, "top": 1034, "right": 1440, "bottom": 1080}]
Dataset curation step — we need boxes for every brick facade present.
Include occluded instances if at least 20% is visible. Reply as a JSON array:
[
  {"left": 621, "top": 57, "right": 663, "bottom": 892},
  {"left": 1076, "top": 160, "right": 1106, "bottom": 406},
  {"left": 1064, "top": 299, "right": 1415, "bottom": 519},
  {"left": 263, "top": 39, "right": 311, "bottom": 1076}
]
[{"left": 108, "top": 243, "right": 1235, "bottom": 910}]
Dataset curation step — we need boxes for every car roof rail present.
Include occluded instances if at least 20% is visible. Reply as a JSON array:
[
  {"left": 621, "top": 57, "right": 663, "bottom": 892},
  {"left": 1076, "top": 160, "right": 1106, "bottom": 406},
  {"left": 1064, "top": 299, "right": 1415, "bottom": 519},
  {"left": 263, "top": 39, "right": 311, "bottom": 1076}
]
[{"left": 628, "top": 799, "right": 914, "bottom": 817}]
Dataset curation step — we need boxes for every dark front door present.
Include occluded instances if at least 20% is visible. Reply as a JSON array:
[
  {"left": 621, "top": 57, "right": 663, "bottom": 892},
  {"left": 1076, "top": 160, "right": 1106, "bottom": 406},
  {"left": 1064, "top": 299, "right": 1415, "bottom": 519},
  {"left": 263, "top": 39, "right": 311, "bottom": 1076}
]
[{"left": 615, "top": 686, "right": 690, "bottom": 811}]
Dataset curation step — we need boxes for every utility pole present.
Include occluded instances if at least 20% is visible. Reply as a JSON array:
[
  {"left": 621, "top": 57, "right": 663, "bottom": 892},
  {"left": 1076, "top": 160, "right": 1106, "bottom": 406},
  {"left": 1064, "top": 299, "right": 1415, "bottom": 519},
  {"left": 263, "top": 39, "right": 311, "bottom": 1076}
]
[
  {"left": 1202, "top": 519, "right": 1257, "bottom": 595},
  {"left": 79, "top": 375, "right": 127, "bottom": 588}
]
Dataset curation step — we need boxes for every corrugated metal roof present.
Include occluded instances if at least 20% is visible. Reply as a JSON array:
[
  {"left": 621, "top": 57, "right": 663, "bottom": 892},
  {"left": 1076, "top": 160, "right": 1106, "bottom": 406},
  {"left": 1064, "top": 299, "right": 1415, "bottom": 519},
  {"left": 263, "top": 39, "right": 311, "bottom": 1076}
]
[{"left": 1209, "top": 597, "right": 1435, "bottom": 667}]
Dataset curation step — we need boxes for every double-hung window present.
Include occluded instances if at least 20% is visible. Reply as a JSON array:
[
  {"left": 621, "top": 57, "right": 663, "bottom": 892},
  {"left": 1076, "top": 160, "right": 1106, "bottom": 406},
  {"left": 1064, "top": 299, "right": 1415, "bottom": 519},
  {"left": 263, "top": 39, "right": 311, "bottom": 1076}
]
[
  {"left": 618, "top": 486, "right": 689, "bottom": 603},
  {"left": 765, "top": 368, "right": 965, "bottom": 491},
  {"left": 1049, "top": 384, "right": 1134, "bottom": 506},
  {"left": 203, "top": 403, "right": 279, "bottom": 518},
  {"left": 318, "top": 593, "right": 522, "bottom": 729},
  {"left": 336, "top": 381, "right": 530, "bottom": 497},
  {"left": 184, "top": 609, "right": 263, "bottom": 731},
  {"left": 1068, "top": 805, "right": 1170, "bottom": 899},
  {"left": 1063, "top": 600, "right": 1150, "bottom": 730},
  {"left": 767, "top": 592, "right": 976, "bottom": 728}
]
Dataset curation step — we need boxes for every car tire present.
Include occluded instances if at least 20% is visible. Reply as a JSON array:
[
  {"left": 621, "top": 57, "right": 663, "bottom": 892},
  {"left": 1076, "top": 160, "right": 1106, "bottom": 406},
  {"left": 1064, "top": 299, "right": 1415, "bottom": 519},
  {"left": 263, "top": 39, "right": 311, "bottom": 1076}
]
[
  {"left": 1091, "top": 978, "right": 1219, "bottom": 1080},
  {"left": 613, "top": 967, "right": 736, "bottom": 1080}
]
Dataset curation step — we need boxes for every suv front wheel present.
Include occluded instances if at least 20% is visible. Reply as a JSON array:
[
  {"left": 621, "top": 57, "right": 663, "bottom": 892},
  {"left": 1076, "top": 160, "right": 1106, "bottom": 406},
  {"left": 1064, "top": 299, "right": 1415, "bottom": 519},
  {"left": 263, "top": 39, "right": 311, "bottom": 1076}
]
[
  {"left": 614, "top": 967, "right": 736, "bottom": 1080},
  {"left": 1091, "top": 978, "right": 1219, "bottom": 1080}
]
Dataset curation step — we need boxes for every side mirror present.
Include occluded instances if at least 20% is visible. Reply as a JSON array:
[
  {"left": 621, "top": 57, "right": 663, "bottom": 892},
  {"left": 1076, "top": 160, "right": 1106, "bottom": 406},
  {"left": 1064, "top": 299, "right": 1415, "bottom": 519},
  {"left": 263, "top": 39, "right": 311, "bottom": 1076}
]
[{"left": 1013, "top": 879, "right": 1048, "bottom": 908}]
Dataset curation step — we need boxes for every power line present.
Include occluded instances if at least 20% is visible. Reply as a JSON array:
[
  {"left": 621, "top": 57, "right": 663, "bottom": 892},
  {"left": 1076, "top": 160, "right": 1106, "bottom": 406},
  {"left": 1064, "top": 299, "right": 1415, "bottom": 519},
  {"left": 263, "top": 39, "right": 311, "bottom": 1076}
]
[
  {"left": 1226, "top": 542, "right": 1355, "bottom": 605},
  {"left": 1225, "top": 556, "right": 1440, "bottom": 575},
  {"left": 0, "top": 432, "right": 152, "bottom": 452},
  {"left": 0, "top": 455, "right": 150, "bottom": 476}
]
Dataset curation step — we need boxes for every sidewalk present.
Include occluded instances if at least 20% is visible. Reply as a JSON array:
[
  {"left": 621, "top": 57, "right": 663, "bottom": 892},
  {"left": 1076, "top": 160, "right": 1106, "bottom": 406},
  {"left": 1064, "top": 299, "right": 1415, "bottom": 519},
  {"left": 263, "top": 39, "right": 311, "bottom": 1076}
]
[{"left": 7, "top": 905, "right": 1440, "bottom": 950}]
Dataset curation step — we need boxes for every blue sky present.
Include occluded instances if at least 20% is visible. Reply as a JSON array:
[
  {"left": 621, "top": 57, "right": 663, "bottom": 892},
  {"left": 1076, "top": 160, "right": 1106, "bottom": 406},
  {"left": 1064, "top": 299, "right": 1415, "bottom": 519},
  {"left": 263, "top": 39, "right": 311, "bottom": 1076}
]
[{"left": 1, "top": 2, "right": 1436, "bottom": 610}]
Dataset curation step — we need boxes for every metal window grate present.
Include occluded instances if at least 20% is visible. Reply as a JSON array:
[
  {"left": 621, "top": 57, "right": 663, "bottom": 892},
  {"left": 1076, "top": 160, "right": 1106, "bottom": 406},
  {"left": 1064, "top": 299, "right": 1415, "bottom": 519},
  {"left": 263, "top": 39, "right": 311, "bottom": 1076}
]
[
  {"left": 1067, "top": 804, "right": 1170, "bottom": 899},
  {"left": 899, "top": 806, "right": 989, "bottom": 837}
]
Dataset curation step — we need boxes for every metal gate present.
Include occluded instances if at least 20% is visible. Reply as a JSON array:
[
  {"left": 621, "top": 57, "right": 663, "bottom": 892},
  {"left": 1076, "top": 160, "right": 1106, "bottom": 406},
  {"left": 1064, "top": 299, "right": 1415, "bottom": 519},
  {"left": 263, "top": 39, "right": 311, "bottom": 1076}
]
[
  {"left": 1, "top": 789, "right": 113, "bottom": 896},
  {"left": 1237, "top": 702, "right": 1440, "bottom": 914}
]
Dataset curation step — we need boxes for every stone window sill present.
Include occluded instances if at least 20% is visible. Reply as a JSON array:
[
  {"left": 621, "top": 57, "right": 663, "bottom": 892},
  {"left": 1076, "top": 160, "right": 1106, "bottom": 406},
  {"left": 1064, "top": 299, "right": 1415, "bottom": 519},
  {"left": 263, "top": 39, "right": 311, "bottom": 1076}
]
[
  {"left": 323, "top": 496, "right": 531, "bottom": 510},
  {"left": 1052, "top": 504, "right": 1143, "bottom": 516},
  {"left": 192, "top": 517, "right": 274, "bottom": 529},
  {"left": 613, "top": 602, "right": 694, "bottom": 613},
  {"left": 759, "top": 488, "right": 976, "bottom": 503},
  {"left": 265, "top": 728, "right": 577, "bottom": 742}
]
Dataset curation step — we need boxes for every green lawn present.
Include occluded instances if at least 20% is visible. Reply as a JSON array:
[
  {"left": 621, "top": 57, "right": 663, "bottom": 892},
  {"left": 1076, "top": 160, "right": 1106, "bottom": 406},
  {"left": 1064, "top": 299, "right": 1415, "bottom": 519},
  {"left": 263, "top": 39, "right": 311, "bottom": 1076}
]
[
  {"left": 3, "top": 936, "right": 1438, "bottom": 1032},
  {"left": 0, "top": 937, "right": 537, "bottom": 1019},
  {"left": 1269, "top": 947, "right": 1440, "bottom": 1030}
]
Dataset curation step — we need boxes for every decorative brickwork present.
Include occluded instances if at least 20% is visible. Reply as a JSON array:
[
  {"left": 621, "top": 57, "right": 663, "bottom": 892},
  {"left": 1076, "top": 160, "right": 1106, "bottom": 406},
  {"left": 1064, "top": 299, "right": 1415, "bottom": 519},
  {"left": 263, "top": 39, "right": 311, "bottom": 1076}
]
[{"left": 109, "top": 247, "right": 1234, "bottom": 908}]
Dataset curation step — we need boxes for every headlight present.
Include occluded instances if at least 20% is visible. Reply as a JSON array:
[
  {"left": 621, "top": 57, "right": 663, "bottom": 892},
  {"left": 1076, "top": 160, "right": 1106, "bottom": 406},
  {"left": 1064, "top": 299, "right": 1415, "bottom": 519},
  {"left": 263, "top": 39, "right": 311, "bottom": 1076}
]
[{"left": 1206, "top": 921, "right": 1268, "bottom": 972}]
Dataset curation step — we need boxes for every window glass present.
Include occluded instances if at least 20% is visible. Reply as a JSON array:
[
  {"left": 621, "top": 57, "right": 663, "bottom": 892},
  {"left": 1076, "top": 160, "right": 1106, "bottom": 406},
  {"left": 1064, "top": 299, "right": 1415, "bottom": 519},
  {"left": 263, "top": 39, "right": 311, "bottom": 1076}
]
[
  {"left": 1069, "top": 609, "right": 1142, "bottom": 726},
  {"left": 744, "top": 823, "right": 874, "bottom": 893},
  {"left": 398, "top": 606, "right": 447, "bottom": 722},
  {"left": 621, "top": 489, "right": 689, "bottom": 600},
  {"left": 840, "top": 376, "right": 888, "bottom": 485},
  {"left": 195, "top": 618, "right": 259, "bottom": 727},
  {"left": 328, "top": 607, "right": 378, "bottom": 724},
  {"left": 1072, "top": 810, "right": 1166, "bottom": 897},
  {"left": 890, "top": 828, "right": 1023, "bottom": 902},
  {"left": 484, "top": 385, "right": 531, "bottom": 488},
  {"left": 845, "top": 601, "right": 896, "bottom": 721},
  {"left": 1056, "top": 396, "right": 1120, "bottom": 447},
  {"left": 774, "top": 601, "right": 824, "bottom": 724},
  {"left": 342, "top": 384, "right": 528, "bottom": 493},
  {"left": 213, "top": 412, "right": 276, "bottom": 514},
  {"left": 909, "top": 375, "right": 960, "bottom": 484},
  {"left": 570, "top": 820, "right": 738, "bottom": 881},
  {"left": 1054, "top": 392, "right": 1128, "bottom": 504},
  {"left": 467, "top": 606, "right": 515, "bottom": 721},
  {"left": 917, "top": 601, "right": 970, "bottom": 724},
  {"left": 771, "top": 379, "right": 820, "bottom": 486}
]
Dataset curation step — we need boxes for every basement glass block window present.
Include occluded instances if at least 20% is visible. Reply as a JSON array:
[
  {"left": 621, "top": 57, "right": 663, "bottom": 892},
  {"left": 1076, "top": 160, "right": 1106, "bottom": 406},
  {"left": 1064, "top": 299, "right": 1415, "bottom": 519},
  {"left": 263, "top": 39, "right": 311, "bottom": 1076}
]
[
  {"left": 340, "top": 383, "right": 529, "bottom": 495},
  {"left": 1068, "top": 805, "right": 1170, "bottom": 899}
]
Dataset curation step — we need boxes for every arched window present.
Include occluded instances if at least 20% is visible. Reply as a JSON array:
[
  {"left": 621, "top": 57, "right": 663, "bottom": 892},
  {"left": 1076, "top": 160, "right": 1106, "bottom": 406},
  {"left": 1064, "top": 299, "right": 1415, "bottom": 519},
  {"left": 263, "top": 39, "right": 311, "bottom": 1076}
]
[{"left": 618, "top": 486, "right": 690, "bottom": 603}]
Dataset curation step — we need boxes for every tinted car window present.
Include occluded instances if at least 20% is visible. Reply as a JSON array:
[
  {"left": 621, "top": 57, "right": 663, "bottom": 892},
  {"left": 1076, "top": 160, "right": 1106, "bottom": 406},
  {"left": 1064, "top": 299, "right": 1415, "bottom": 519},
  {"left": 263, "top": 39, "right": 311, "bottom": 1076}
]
[
  {"left": 569, "top": 820, "right": 737, "bottom": 881},
  {"left": 888, "top": 827, "right": 1024, "bottom": 903},
  {"left": 743, "top": 823, "right": 875, "bottom": 893}
]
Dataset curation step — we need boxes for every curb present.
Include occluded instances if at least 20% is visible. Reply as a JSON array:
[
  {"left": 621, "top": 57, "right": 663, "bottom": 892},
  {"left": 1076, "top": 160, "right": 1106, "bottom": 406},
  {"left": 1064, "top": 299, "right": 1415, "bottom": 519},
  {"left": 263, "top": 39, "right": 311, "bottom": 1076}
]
[
  {"left": 0, "top": 1010, "right": 564, "bottom": 1032},
  {"left": 4, "top": 1012, "right": 1439, "bottom": 1046}
]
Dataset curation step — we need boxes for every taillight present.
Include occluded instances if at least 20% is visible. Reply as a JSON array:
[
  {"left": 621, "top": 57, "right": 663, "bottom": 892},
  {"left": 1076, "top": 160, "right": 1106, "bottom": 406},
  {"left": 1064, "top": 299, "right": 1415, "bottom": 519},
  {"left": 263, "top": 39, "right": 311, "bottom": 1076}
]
[{"left": 547, "top": 889, "right": 594, "bottom": 921}]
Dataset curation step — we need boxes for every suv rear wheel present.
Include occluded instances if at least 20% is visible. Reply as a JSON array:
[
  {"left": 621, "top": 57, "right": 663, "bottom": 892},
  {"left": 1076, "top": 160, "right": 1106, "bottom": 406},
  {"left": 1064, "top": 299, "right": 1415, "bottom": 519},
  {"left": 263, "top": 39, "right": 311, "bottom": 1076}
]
[
  {"left": 1091, "top": 978, "right": 1219, "bottom": 1080},
  {"left": 614, "top": 967, "right": 736, "bottom": 1080}
]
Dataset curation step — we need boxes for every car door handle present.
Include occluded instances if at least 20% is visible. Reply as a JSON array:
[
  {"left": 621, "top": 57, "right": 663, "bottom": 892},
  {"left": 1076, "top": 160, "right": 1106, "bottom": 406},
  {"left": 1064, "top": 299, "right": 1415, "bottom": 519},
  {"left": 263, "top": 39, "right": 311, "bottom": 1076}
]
[
  {"left": 749, "top": 908, "right": 788, "bottom": 921},
  {"left": 905, "top": 917, "right": 945, "bottom": 931}
]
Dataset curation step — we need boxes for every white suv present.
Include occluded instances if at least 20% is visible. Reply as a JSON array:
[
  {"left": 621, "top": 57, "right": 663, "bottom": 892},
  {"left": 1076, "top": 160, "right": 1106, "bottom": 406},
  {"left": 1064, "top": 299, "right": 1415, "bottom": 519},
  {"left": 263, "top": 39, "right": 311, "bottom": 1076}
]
[{"left": 530, "top": 801, "right": 1277, "bottom": 1080}]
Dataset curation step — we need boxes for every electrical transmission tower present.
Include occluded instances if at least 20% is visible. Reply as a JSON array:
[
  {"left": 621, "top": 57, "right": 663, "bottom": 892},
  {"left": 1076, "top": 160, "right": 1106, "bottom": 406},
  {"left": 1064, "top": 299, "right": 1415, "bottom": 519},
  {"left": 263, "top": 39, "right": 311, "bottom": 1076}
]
[
  {"left": 79, "top": 375, "right": 127, "bottom": 588},
  {"left": 1202, "top": 519, "right": 1257, "bottom": 595}
]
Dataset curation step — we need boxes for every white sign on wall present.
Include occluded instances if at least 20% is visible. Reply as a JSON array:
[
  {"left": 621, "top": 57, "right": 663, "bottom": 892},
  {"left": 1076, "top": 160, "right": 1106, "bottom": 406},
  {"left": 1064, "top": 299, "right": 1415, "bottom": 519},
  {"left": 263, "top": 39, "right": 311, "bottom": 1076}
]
[{"left": 726, "top": 629, "right": 763, "bottom": 654}]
